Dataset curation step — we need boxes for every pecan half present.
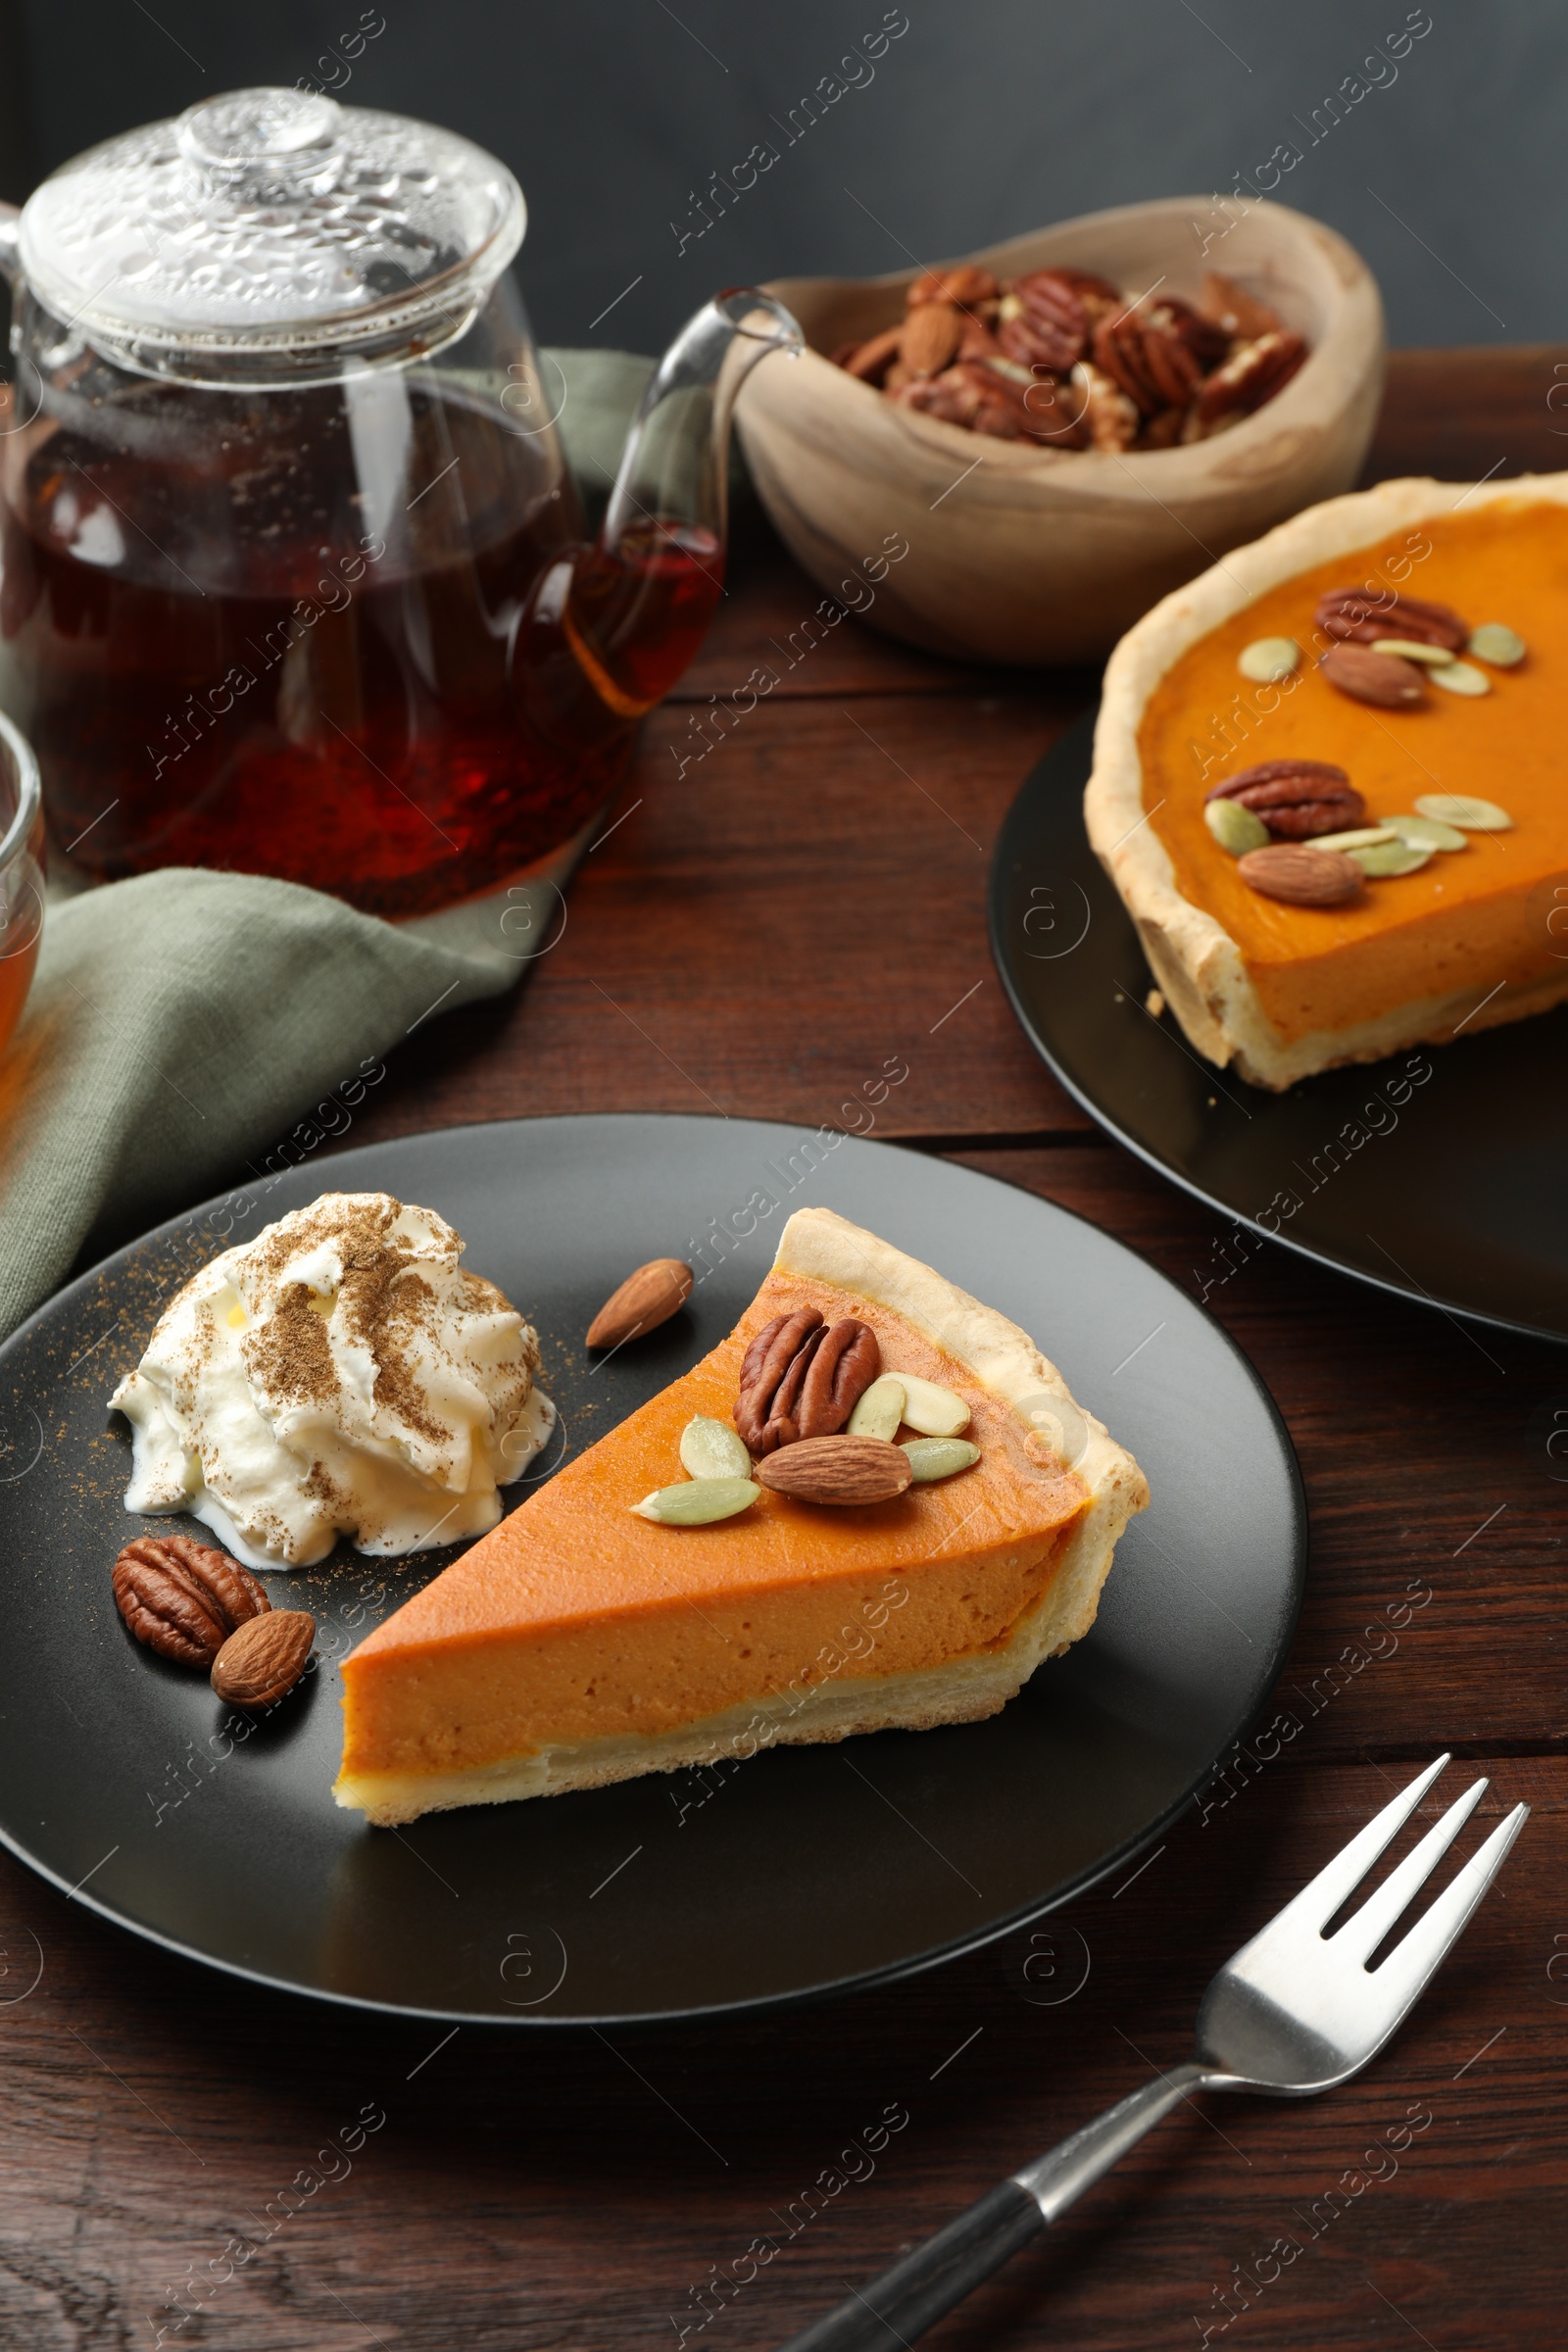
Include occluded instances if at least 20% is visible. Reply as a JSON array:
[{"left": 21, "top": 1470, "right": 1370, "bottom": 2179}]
[
  {"left": 998, "top": 269, "right": 1096, "bottom": 372},
  {"left": 113, "top": 1534, "right": 270, "bottom": 1669},
  {"left": 1152, "top": 294, "right": 1231, "bottom": 371},
  {"left": 1205, "top": 760, "right": 1366, "bottom": 840},
  {"left": 907, "top": 265, "right": 999, "bottom": 309},
  {"left": 1138, "top": 313, "right": 1202, "bottom": 409},
  {"left": 1048, "top": 267, "right": 1123, "bottom": 322},
  {"left": 1315, "top": 588, "right": 1468, "bottom": 652},
  {"left": 1237, "top": 845, "right": 1363, "bottom": 906},
  {"left": 735, "top": 1308, "right": 825, "bottom": 1454},
  {"left": 211, "top": 1609, "right": 316, "bottom": 1708},
  {"left": 795, "top": 1319, "right": 880, "bottom": 1439},
  {"left": 998, "top": 311, "right": 1071, "bottom": 374},
  {"left": 893, "top": 362, "right": 1040, "bottom": 443},
  {"left": 901, "top": 301, "right": 964, "bottom": 379},
  {"left": 1091, "top": 301, "right": 1214, "bottom": 416},
  {"left": 735, "top": 1310, "right": 882, "bottom": 1452},
  {"left": 1186, "top": 329, "right": 1307, "bottom": 436},
  {"left": 1091, "top": 310, "right": 1162, "bottom": 413},
  {"left": 967, "top": 385, "right": 1039, "bottom": 441},
  {"left": 1321, "top": 644, "right": 1428, "bottom": 709}
]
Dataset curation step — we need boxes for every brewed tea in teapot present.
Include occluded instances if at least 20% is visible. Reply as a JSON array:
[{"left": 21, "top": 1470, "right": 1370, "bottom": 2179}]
[{"left": 0, "top": 89, "right": 798, "bottom": 915}]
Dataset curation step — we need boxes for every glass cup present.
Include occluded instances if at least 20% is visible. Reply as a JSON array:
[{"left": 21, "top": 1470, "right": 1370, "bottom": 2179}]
[{"left": 0, "top": 710, "right": 45, "bottom": 1059}]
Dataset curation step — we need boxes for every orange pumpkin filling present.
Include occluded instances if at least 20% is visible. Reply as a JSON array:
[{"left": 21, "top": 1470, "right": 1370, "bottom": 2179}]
[
  {"left": 336, "top": 1269, "right": 1091, "bottom": 1804},
  {"left": 1137, "top": 501, "right": 1568, "bottom": 1044}
]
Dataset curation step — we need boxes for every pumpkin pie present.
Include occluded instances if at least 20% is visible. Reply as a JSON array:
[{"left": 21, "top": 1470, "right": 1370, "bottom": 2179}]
[
  {"left": 1087, "top": 474, "right": 1568, "bottom": 1088},
  {"left": 334, "top": 1206, "right": 1147, "bottom": 1825}
]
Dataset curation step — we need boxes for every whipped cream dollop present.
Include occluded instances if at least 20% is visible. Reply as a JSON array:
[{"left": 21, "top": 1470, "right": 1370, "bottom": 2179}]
[{"left": 110, "top": 1192, "right": 554, "bottom": 1569}]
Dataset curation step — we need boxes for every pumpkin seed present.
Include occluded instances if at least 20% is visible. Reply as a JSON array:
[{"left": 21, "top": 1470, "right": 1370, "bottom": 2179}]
[
  {"left": 1368, "top": 637, "right": 1457, "bottom": 666},
  {"left": 1348, "top": 840, "right": 1434, "bottom": 878},
  {"left": 1467, "top": 622, "right": 1526, "bottom": 666},
  {"left": 1204, "top": 798, "right": 1271, "bottom": 856},
  {"left": 1238, "top": 636, "right": 1300, "bottom": 682},
  {"left": 1385, "top": 811, "right": 1468, "bottom": 852},
  {"left": 632, "top": 1478, "right": 760, "bottom": 1526},
  {"left": 1428, "top": 660, "right": 1491, "bottom": 696},
  {"left": 1308, "top": 825, "right": 1398, "bottom": 853},
  {"left": 890, "top": 1372, "right": 971, "bottom": 1438},
  {"left": 901, "top": 1438, "right": 980, "bottom": 1483},
  {"left": 847, "top": 1375, "right": 906, "bottom": 1443},
  {"left": 1414, "top": 793, "right": 1514, "bottom": 832},
  {"left": 679, "top": 1416, "right": 752, "bottom": 1482}
]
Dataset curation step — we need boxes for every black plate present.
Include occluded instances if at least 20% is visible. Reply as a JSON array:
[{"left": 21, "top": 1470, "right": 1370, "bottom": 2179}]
[
  {"left": 0, "top": 1114, "right": 1302, "bottom": 2025},
  {"left": 991, "top": 710, "right": 1568, "bottom": 1344}
]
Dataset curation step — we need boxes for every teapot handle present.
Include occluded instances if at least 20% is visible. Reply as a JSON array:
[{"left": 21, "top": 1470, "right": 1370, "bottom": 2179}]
[{"left": 0, "top": 202, "right": 20, "bottom": 289}]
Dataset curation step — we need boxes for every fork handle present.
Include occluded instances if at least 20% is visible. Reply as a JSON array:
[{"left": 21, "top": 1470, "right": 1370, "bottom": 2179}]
[
  {"left": 774, "top": 2064, "right": 1206, "bottom": 2351},
  {"left": 773, "top": 2179, "right": 1043, "bottom": 2352}
]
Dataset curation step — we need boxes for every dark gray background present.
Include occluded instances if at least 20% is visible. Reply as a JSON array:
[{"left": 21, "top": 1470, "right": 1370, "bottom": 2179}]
[{"left": 0, "top": 1, "right": 1556, "bottom": 356}]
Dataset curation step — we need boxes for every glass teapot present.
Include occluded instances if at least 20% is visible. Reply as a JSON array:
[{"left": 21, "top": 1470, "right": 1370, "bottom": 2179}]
[{"left": 0, "top": 88, "right": 800, "bottom": 916}]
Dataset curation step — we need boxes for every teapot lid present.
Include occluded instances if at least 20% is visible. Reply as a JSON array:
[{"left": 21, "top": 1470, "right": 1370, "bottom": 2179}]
[{"left": 18, "top": 87, "right": 524, "bottom": 382}]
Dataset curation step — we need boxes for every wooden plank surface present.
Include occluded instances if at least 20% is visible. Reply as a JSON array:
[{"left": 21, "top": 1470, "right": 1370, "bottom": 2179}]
[
  {"left": 5, "top": 349, "right": 1566, "bottom": 2350},
  {"left": 0, "top": 1754, "right": 1557, "bottom": 2348},
  {"left": 364, "top": 686, "right": 1096, "bottom": 1147}
]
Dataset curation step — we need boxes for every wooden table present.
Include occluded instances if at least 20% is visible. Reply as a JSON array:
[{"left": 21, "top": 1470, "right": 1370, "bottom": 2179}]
[{"left": 5, "top": 350, "right": 1566, "bottom": 2351}]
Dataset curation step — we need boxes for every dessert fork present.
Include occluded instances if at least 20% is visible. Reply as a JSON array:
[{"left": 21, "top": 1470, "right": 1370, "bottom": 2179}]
[{"left": 778, "top": 1755, "right": 1525, "bottom": 2351}]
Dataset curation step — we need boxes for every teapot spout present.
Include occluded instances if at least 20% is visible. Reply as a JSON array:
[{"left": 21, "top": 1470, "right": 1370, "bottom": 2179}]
[
  {"left": 513, "top": 289, "right": 800, "bottom": 749},
  {"left": 599, "top": 286, "right": 803, "bottom": 611}
]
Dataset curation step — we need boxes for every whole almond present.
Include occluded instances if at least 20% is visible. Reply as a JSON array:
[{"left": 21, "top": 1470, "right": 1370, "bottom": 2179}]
[
  {"left": 211, "top": 1609, "right": 316, "bottom": 1708},
  {"left": 901, "top": 302, "right": 963, "bottom": 379},
  {"left": 906, "top": 265, "right": 1000, "bottom": 308},
  {"left": 1237, "top": 844, "right": 1363, "bottom": 906},
  {"left": 1321, "top": 644, "right": 1427, "bottom": 709},
  {"left": 755, "top": 1435, "right": 913, "bottom": 1506},
  {"left": 586, "top": 1258, "right": 694, "bottom": 1350}
]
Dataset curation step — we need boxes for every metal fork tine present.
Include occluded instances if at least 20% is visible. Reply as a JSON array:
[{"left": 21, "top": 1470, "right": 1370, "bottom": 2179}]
[
  {"left": 1261, "top": 1754, "right": 1450, "bottom": 1939},
  {"left": 1331, "top": 1776, "right": 1489, "bottom": 1963},
  {"left": 1369, "top": 1803, "right": 1530, "bottom": 2018}
]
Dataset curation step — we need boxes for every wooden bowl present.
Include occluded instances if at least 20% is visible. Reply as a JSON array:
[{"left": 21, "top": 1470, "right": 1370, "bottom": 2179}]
[{"left": 735, "top": 197, "right": 1385, "bottom": 667}]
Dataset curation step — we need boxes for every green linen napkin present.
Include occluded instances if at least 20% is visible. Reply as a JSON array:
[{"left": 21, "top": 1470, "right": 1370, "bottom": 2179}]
[{"left": 0, "top": 348, "right": 655, "bottom": 1345}]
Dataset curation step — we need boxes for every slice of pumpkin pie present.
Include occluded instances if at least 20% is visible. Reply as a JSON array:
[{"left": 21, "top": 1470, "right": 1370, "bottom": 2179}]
[{"left": 334, "top": 1206, "right": 1147, "bottom": 1825}]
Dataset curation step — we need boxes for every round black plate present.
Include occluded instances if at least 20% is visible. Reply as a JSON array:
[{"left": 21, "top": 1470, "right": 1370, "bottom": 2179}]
[
  {"left": 0, "top": 1114, "right": 1302, "bottom": 2025},
  {"left": 991, "top": 710, "right": 1568, "bottom": 1345}
]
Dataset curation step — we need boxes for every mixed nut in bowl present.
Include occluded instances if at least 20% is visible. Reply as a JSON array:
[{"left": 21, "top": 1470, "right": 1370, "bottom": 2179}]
[{"left": 735, "top": 196, "right": 1384, "bottom": 666}]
